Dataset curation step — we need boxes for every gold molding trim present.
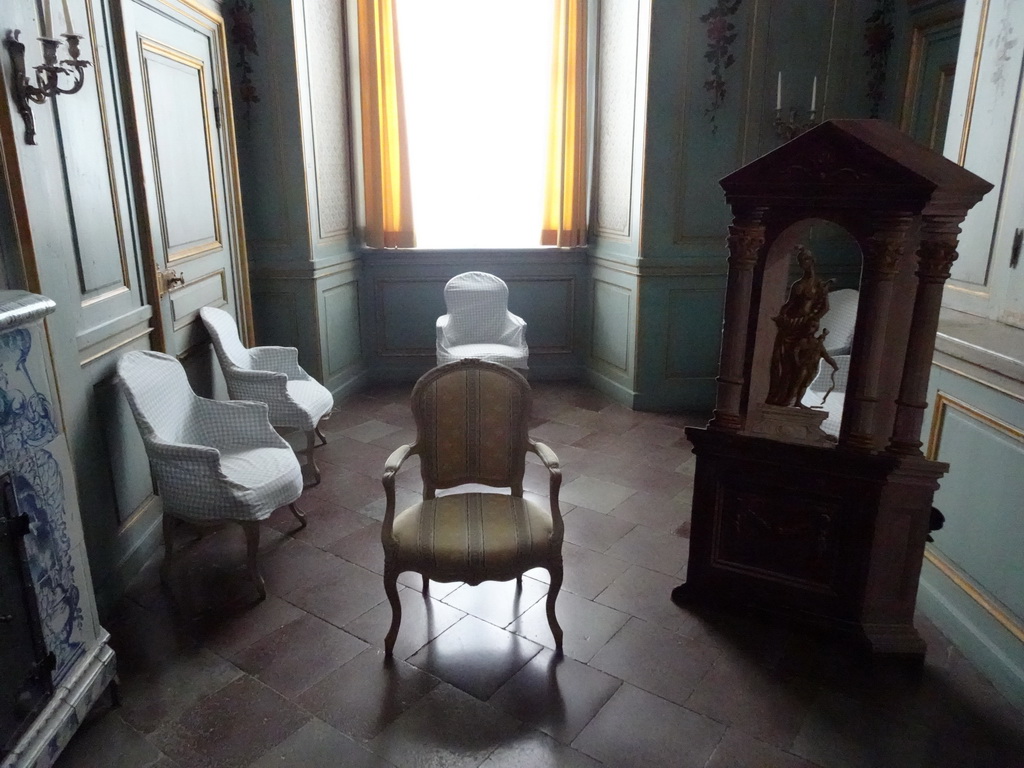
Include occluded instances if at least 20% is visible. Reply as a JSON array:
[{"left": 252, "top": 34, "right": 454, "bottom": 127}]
[
  {"left": 118, "top": 492, "right": 160, "bottom": 533},
  {"left": 81, "top": 285, "right": 131, "bottom": 308},
  {"left": 924, "top": 389, "right": 1024, "bottom": 643},
  {"left": 957, "top": 0, "right": 991, "bottom": 166},
  {"left": 138, "top": 36, "right": 223, "bottom": 264},
  {"left": 945, "top": 281, "right": 990, "bottom": 298},
  {"left": 924, "top": 547, "right": 1024, "bottom": 644},
  {"left": 932, "top": 360, "right": 1024, "bottom": 403},
  {"left": 926, "top": 390, "right": 1024, "bottom": 460},
  {"left": 78, "top": 0, "right": 135, "bottom": 307},
  {"left": 79, "top": 326, "right": 153, "bottom": 367}
]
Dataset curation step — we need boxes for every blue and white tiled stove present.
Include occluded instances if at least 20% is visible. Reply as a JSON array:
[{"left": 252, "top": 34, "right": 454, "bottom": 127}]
[{"left": 0, "top": 292, "right": 116, "bottom": 768}]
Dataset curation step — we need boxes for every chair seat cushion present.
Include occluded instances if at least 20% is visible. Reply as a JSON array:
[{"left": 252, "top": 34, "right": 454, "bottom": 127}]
[
  {"left": 285, "top": 378, "right": 335, "bottom": 426},
  {"left": 437, "top": 343, "right": 528, "bottom": 369},
  {"left": 216, "top": 445, "right": 304, "bottom": 519},
  {"left": 390, "top": 493, "right": 553, "bottom": 581}
]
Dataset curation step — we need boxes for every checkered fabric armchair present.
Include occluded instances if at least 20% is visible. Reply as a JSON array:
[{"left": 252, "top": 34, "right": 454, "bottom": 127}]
[
  {"left": 801, "top": 288, "right": 859, "bottom": 436},
  {"left": 117, "top": 350, "right": 307, "bottom": 599},
  {"left": 380, "top": 359, "right": 563, "bottom": 657},
  {"left": 200, "top": 306, "right": 334, "bottom": 485},
  {"left": 436, "top": 272, "right": 529, "bottom": 370}
]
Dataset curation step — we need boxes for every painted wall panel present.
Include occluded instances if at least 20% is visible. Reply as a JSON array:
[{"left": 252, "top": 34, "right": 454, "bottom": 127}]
[
  {"left": 507, "top": 278, "right": 575, "bottom": 353},
  {"left": 929, "top": 394, "right": 1024, "bottom": 618},
  {"left": 664, "top": 287, "right": 725, "bottom": 380},
  {"left": 376, "top": 278, "right": 446, "bottom": 355},
  {"left": 230, "top": 1, "right": 302, "bottom": 257},
  {"left": 142, "top": 47, "right": 219, "bottom": 257},
  {"left": 323, "top": 279, "right": 361, "bottom": 375},
  {"left": 591, "top": 278, "right": 632, "bottom": 372},
  {"left": 920, "top": 360, "right": 1024, "bottom": 709},
  {"left": 942, "top": 0, "right": 1023, "bottom": 319},
  {"left": 595, "top": 0, "right": 639, "bottom": 239},
  {"left": 305, "top": 0, "right": 353, "bottom": 242}
]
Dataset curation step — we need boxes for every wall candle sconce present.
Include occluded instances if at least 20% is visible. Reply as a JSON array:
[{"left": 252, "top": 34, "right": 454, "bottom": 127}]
[
  {"left": 4, "top": 1, "right": 91, "bottom": 145},
  {"left": 774, "top": 72, "right": 819, "bottom": 141}
]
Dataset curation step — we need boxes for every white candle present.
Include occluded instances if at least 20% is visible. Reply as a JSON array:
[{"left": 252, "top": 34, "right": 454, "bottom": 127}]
[
  {"left": 810, "top": 76, "right": 818, "bottom": 113},
  {"left": 42, "top": 0, "right": 54, "bottom": 37},
  {"left": 61, "top": 0, "right": 75, "bottom": 35},
  {"left": 776, "top": 71, "right": 782, "bottom": 111}
]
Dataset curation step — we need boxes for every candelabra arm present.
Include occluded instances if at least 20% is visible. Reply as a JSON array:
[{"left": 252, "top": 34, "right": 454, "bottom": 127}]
[{"left": 3, "top": 29, "right": 92, "bottom": 146}]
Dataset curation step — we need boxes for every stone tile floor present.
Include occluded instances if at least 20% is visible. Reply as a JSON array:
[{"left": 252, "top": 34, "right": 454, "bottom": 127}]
[{"left": 56, "top": 382, "right": 1024, "bottom": 768}]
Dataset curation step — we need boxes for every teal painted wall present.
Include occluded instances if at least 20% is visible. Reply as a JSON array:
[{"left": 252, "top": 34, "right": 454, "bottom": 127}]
[
  {"left": 920, "top": 362, "right": 1024, "bottom": 709},
  {"left": 618, "top": 0, "right": 906, "bottom": 413}
]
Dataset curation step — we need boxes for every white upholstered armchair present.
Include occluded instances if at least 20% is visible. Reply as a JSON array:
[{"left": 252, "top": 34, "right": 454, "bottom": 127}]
[
  {"left": 117, "top": 350, "right": 306, "bottom": 599},
  {"left": 436, "top": 272, "right": 529, "bottom": 369},
  {"left": 200, "top": 306, "right": 334, "bottom": 484}
]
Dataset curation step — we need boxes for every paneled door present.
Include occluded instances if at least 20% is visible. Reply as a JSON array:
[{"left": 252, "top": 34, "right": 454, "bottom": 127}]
[{"left": 119, "top": 0, "right": 250, "bottom": 357}]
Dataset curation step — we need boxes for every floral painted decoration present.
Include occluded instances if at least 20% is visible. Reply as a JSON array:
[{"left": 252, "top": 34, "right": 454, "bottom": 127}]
[
  {"left": 864, "top": 0, "right": 895, "bottom": 118},
  {"left": 227, "top": 0, "right": 259, "bottom": 124},
  {"left": 700, "top": 0, "right": 743, "bottom": 134}
]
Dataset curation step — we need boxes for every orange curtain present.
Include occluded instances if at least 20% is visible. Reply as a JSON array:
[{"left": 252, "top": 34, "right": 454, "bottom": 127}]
[
  {"left": 357, "top": 0, "right": 415, "bottom": 248},
  {"left": 542, "top": 0, "right": 588, "bottom": 247}
]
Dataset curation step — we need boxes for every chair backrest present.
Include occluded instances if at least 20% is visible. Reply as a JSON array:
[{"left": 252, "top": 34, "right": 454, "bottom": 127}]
[
  {"left": 821, "top": 288, "right": 859, "bottom": 355},
  {"left": 117, "top": 350, "right": 199, "bottom": 446},
  {"left": 200, "top": 306, "right": 251, "bottom": 370},
  {"left": 443, "top": 272, "right": 514, "bottom": 345},
  {"left": 411, "top": 359, "right": 530, "bottom": 494}
]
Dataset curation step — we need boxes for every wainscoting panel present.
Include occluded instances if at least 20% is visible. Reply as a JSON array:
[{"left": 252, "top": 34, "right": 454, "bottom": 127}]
[
  {"left": 375, "top": 277, "right": 447, "bottom": 357},
  {"left": 927, "top": 392, "right": 1024, "bottom": 618},
  {"left": 361, "top": 251, "right": 586, "bottom": 381},
  {"left": 322, "top": 277, "right": 361, "bottom": 380},
  {"left": 591, "top": 278, "right": 632, "bottom": 374},
  {"left": 918, "top": 361, "right": 1024, "bottom": 709}
]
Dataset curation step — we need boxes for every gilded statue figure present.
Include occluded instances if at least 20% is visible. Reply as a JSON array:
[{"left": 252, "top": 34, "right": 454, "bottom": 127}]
[{"left": 766, "top": 246, "right": 838, "bottom": 407}]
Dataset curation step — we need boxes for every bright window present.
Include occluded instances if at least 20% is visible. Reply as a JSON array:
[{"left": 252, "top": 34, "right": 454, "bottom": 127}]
[
  {"left": 356, "top": 0, "right": 589, "bottom": 250},
  {"left": 395, "top": 1, "right": 554, "bottom": 249}
]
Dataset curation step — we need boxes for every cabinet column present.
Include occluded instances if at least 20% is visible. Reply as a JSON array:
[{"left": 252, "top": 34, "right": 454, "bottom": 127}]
[
  {"left": 710, "top": 207, "right": 767, "bottom": 432},
  {"left": 839, "top": 214, "right": 911, "bottom": 451},
  {"left": 888, "top": 216, "right": 961, "bottom": 455}
]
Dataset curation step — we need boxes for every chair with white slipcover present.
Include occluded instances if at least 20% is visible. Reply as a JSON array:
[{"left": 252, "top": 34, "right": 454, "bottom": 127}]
[
  {"left": 200, "top": 306, "right": 334, "bottom": 485},
  {"left": 436, "top": 272, "right": 528, "bottom": 370},
  {"left": 117, "top": 350, "right": 306, "bottom": 599},
  {"left": 381, "top": 359, "right": 563, "bottom": 657}
]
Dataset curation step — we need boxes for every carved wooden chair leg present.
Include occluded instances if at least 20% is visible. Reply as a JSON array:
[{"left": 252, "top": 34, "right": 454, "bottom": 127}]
[
  {"left": 546, "top": 561, "right": 564, "bottom": 654},
  {"left": 315, "top": 424, "right": 328, "bottom": 446},
  {"left": 241, "top": 521, "right": 266, "bottom": 600},
  {"left": 384, "top": 566, "right": 402, "bottom": 657},
  {"left": 515, "top": 574, "right": 523, "bottom": 590},
  {"left": 159, "top": 515, "right": 178, "bottom": 585},
  {"left": 289, "top": 503, "right": 307, "bottom": 529},
  {"left": 304, "top": 429, "right": 321, "bottom": 487},
  {"left": 422, "top": 574, "right": 429, "bottom": 593}
]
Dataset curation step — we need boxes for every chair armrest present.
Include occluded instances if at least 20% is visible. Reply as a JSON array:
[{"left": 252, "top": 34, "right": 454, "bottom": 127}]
[
  {"left": 528, "top": 439, "right": 563, "bottom": 538},
  {"left": 191, "top": 398, "right": 284, "bottom": 450},
  {"left": 224, "top": 367, "right": 291, "bottom": 403},
  {"left": 382, "top": 443, "right": 418, "bottom": 535},
  {"left": 250, "top": 346, "right": 307, "bottom": 380},
  {"left": 528, "top": 438, "right": 559, "bottom": 471},
  {"left": 499, "top": 314, "right": 528, "bottom": 348},
  {"left": 146, "top": 438, "right": 220, "bottom": 465},
  {"left": 436, "top": 315, "right": 452, "bottom": 346},
  {"left": 144, "top": 439, "right": 225, "bottom": 501}
]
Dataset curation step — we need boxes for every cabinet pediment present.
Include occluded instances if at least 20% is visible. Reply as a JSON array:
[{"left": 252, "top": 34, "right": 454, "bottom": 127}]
[{"left": 721, "top": 120, "right": 991, "bottom": 214}]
